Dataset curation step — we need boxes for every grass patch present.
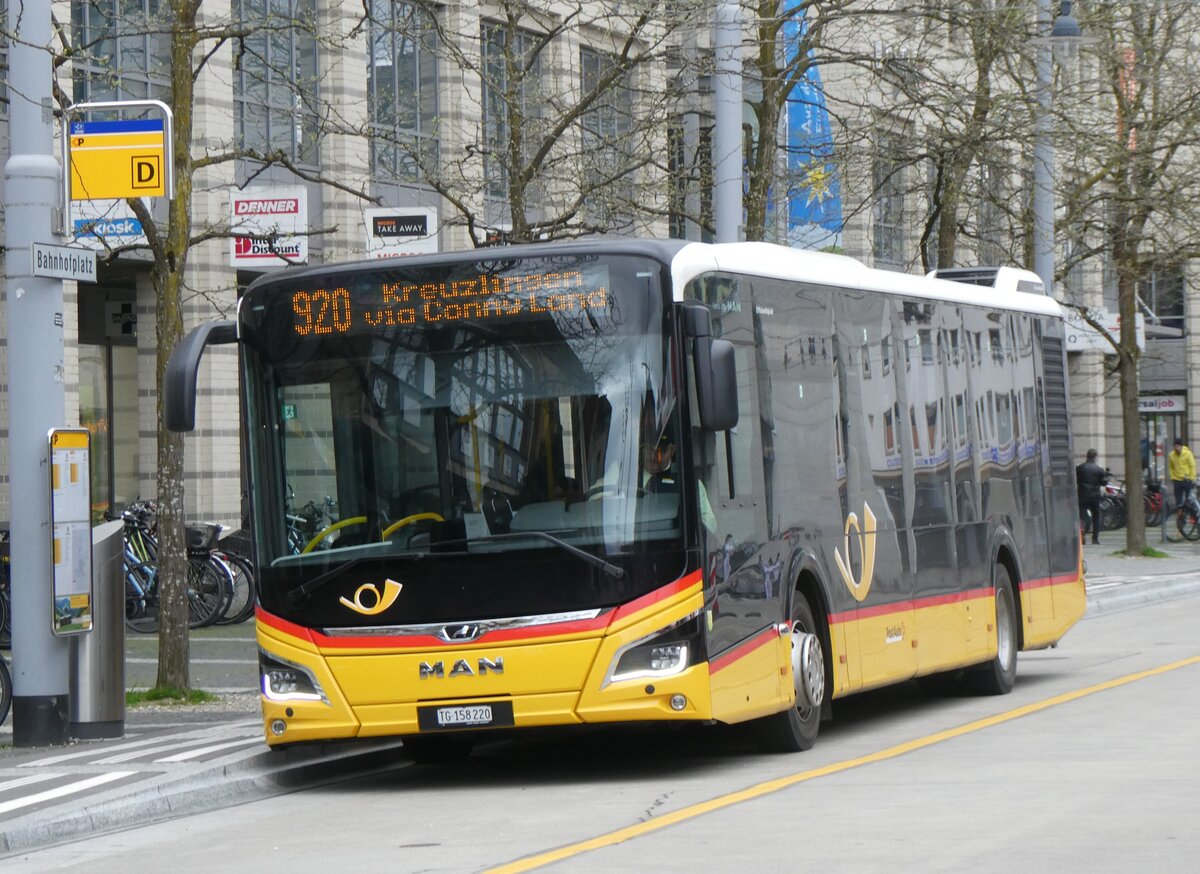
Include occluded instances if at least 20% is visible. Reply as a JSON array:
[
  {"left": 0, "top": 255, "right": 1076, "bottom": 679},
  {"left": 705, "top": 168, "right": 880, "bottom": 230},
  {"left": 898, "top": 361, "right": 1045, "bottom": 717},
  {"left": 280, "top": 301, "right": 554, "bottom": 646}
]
[
  {"left": 1110, "top": 546, "right": 1171, "bottom": 559},
  {"left": 126, "top": 687, "right": 216, "bottom": 707}
]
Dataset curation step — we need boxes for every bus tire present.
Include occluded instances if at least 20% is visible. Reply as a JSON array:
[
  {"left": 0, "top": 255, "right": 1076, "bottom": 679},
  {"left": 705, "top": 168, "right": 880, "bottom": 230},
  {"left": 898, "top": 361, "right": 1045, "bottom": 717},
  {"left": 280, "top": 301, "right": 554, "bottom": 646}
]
[
  {"left": 970, "top": 564, "right": 1018, "bottom": 695},
  {"left": 752, "top": 594, "right": 824, "bottom": 753},
  {"left": 402, "top": 733, "right": 475, "bottom": 764}
]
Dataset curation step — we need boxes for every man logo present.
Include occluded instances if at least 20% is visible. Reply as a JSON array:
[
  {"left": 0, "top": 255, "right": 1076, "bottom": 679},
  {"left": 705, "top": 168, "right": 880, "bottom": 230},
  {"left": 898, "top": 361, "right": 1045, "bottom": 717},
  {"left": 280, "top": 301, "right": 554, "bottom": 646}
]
[
  {"left": 339, "top": 579, "right": 403, "bottom": 615},
  {"left": 834, "top": 503, "right": 877, "bottom": 602}
]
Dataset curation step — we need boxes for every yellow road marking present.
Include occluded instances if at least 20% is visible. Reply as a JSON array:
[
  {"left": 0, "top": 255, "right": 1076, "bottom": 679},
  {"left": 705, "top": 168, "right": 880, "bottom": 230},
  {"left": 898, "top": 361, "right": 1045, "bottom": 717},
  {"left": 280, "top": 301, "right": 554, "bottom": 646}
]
[{"left": 487, "top": 655, "right": 1200, "bottom": 873}]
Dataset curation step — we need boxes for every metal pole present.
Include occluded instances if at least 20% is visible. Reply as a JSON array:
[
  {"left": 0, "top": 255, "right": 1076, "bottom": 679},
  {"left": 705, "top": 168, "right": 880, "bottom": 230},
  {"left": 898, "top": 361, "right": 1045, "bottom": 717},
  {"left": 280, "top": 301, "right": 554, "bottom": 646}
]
[
  {"left": 5, "top": 0, "right": 71, "bottom": 745},
  {"left": 713, "top": 0, "right": 743, "bottom": 244},
  {"left": 1033, "top": 0, "right": 1055, "bottom": 295}
]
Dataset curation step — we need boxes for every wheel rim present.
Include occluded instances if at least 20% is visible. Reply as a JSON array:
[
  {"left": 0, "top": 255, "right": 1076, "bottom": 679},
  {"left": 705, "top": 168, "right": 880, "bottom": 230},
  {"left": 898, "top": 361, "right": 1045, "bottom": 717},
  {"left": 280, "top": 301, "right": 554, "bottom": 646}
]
[
  {"left": 790, "top": 625, "right": 825, "bottom": 711},
  {"left": 996, "top": 586, "right": 1014, "bottom": 670}
]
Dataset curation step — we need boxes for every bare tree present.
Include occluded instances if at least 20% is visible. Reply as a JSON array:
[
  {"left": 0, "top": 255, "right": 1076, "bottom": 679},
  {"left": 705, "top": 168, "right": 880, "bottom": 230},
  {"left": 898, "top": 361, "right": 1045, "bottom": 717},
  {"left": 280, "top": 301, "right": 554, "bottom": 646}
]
[
  {"left": 51, "top": 0, "right": 368, "bottom": 692},
  {"left": 1057, "top": 0, "right": 1200, "bottom": 554},
  {"left": 372, "top": 0, "right": 681, "bottom": 244}
]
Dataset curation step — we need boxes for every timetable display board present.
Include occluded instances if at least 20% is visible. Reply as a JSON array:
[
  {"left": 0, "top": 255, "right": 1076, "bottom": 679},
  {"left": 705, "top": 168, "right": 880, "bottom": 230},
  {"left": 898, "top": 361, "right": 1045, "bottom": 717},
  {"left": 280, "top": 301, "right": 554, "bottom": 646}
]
[{"left": 49, "top": 428, "right": 93, "bottom": 636}]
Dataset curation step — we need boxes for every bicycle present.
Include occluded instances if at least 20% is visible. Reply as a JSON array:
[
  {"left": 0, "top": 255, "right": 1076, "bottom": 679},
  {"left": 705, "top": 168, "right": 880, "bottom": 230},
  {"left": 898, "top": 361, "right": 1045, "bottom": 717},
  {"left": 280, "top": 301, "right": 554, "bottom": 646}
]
[
  {"left": 0, "top": 652, "right": 10, "bottom": 727},
  {"left": 1175, "top": 484, "right": 1200, "bottom": 542},
  {"left": 116, "top": 504, "right": 234, "bottom": 632},
  {"left": 0, "top": 530, "right": 9, "bottom": 650}
]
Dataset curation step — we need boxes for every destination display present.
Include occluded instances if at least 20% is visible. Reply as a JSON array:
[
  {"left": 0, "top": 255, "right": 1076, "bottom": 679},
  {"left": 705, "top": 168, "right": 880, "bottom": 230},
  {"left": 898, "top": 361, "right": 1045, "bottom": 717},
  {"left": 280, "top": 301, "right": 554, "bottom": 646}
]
[{"left": 289, "top": 266, "right": 613, "bottom": 336}]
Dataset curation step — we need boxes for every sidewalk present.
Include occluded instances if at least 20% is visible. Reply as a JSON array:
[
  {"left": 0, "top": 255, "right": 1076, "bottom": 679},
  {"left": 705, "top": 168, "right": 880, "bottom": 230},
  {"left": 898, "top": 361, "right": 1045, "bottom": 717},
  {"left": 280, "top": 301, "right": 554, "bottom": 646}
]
[
  {"left": 1081, "top": 525, "right": 1200, "bottom": 613},
  {"left": 2, "top": 536, "right": 1200, "bottom": 858}
]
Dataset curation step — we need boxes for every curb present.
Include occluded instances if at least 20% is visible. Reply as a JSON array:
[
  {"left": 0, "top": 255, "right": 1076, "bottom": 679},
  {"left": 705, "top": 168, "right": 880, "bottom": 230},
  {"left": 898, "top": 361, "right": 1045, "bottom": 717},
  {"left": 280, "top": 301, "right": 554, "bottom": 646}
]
[
  {"left": 1085, "top": 576, "right": 1200, "bottom": 616},
  {"left": 0, "top": 737, "right": 410, "bottom": 857}
]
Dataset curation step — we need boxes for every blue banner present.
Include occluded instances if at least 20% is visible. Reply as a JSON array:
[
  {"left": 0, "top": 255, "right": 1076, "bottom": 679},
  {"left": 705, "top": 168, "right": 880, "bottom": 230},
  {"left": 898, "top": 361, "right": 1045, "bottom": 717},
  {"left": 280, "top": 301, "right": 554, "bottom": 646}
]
[{"left": 784, "top": 15, "right": 842, "bottom": 252}]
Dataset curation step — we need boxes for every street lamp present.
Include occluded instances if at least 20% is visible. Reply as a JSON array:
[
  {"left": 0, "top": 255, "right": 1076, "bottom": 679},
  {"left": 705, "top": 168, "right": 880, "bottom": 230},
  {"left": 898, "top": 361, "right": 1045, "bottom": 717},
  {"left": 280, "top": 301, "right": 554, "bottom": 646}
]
[{"left": 1033, "top": 0, "right": 1087, "bottom": 297}]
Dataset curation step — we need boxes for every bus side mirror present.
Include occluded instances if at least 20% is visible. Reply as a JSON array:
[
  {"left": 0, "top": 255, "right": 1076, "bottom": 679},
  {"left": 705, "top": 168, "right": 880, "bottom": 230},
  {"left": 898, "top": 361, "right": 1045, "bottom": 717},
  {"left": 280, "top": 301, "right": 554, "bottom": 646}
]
[
  {"left": 683, "top": 303, "right": 738, "bottom": 432},
  {"left": 695, "top": 337, "right": 738, "bottom": 431},
  {"left": 165, "top": 321, "right": 238, "bottom": 432}
]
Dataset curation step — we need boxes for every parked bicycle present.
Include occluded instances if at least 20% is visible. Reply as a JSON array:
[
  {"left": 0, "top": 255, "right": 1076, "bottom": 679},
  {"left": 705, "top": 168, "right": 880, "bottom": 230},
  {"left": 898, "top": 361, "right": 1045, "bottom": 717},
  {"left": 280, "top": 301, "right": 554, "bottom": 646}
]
[
  {"left": 0, "top": 651, "right": 10, "bottom": 727},
  {"left": 110, "top": 501, "right": 250, "bottom": 633},
  {"left": 1093, "top": 478, "right": 1166, "bottom": 532},
  {"left": 1175, "top": 482, "right": 1200, "bottom": 541}
]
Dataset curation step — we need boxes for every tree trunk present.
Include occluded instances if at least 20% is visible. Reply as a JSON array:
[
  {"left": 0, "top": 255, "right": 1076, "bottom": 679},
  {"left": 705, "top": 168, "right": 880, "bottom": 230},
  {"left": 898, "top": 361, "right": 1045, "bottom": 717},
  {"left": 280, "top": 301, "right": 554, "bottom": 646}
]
[
  {"left": 154, "top": 7, "right": 199, "bottom": 690},
  {"left": 1117, "top": 272, "right": 1145, "bottom": 555}
]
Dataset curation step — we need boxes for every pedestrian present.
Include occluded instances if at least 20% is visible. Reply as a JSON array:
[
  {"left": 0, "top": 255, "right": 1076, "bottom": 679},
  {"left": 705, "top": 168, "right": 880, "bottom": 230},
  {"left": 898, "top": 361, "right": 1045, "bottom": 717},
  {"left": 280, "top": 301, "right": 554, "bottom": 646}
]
[
  {"left": 1075, "top": 449, "right": 1107, "bottom": 545},
  {"left": 1168, "top": 437, "right": 1196, "bottom": 510}
]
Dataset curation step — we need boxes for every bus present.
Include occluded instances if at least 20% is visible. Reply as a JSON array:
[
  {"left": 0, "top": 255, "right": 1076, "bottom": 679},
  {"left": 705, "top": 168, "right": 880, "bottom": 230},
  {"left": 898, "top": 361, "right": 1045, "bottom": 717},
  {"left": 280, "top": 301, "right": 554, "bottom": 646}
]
[{"left": 166, "top": 239, "right": 1086, "bottom": 760}]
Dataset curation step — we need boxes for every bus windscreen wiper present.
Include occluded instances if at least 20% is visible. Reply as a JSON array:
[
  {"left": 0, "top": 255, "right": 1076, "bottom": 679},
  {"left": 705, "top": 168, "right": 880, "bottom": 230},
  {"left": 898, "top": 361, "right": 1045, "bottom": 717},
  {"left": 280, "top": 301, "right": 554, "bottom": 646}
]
[
  {"left": 455, "top": 531, "right": 626, "bottom": 580},
  {"left": 287, "top": 557, "right": 376, "bottom": 606}
]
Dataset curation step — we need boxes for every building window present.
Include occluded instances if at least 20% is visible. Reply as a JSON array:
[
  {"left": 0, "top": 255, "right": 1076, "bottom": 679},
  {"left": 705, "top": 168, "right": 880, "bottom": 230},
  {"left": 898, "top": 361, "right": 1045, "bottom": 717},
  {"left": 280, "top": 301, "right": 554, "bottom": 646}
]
[
  {"left": 580, "top": 47, "right": 636, "bottom": 230},
  {"left": 72, "top": 0, "right": 171, "bottom": 107},
  {"left": 1139, "top": 267, "right": 1185, "bottom": 335},
  {"left": 978, "top": 160, "right": 1005, "bottom": 265},
  {"left": 873, "top": 135, "right": 905, "bottom": 269},
  {"left": 367, "top": 0, "right": 438, "bottom": 182},
  {"left": 1, "top": 9, "right": 8, "bottom": 115},
  {"left": 668, "top": 122, "right": 713, "bottom": 241},
  {"left": 481, "top": 22, "right": 543, "bottom": 201},
  {"left": 234, "top": 0, "right": 320, "bottom": 166}
]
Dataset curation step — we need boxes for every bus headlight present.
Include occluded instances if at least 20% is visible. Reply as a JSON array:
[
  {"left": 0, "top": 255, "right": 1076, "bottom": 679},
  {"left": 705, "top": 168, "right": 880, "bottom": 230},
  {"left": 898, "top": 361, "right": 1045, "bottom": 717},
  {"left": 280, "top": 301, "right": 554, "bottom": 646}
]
[
  {"left": 613, "top": 642, "right": 689, "bottom": 682},
  {"left": 605, "top": 611, "right": 705, "bottom": 687},
  {"left": 260, "top": 650, "right": 330, "bottom": 704}
]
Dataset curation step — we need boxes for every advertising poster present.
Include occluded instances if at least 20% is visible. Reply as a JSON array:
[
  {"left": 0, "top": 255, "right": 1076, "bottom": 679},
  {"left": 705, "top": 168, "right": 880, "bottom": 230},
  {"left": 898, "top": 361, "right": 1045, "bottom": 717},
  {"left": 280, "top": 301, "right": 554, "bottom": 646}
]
[
  {"left": 364, "top": 206, "right": 439, "bottom": 258},
  {"left": 230, "top": 185, "right": 309, "bottom": 268}
]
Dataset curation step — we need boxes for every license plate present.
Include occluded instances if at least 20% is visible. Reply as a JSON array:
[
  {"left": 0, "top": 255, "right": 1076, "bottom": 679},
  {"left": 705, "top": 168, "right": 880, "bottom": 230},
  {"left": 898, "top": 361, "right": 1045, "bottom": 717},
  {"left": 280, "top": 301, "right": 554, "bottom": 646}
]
[
  {"left": 417, "top": 700, "right": 514, "bottom": 732},
  {"left": 438, "top": 705, "right": 492, "bottom": 726}
]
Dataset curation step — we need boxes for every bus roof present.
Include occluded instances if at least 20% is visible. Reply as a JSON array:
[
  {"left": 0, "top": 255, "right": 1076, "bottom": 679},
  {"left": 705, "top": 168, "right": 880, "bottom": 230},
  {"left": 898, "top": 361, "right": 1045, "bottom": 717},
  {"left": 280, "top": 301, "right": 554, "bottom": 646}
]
[{"left": 672, "top": 242, "right": 1066, "bottom": 319}]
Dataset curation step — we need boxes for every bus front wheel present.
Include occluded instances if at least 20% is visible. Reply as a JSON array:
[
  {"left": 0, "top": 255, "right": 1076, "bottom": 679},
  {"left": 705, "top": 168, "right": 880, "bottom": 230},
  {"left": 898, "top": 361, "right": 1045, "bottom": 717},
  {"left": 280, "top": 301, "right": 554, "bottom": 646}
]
[
  {"left": 752, "top": 594, "right": 824, "bottom": 753},
  {"left": 970, "top": 564, "right": 1018, "bottom": 695}
]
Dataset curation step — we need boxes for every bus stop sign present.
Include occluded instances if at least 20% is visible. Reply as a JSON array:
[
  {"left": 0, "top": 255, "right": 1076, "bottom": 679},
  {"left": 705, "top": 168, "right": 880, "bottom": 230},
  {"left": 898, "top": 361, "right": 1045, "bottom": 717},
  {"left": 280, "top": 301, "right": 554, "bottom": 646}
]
[{"left": 69, "top": 118, "right": 166, "bottom": 200}]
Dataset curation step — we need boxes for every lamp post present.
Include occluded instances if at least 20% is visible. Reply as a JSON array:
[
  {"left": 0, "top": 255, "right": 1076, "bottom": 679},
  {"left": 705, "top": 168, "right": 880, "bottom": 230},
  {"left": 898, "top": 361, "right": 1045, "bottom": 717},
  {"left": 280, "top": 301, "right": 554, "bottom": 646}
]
[
  {"left": 1032, "top": 0, "right": 1085, "bottom": 296},
  {"left": 713, "top": 0, "right": 743, "bottom": 243}
]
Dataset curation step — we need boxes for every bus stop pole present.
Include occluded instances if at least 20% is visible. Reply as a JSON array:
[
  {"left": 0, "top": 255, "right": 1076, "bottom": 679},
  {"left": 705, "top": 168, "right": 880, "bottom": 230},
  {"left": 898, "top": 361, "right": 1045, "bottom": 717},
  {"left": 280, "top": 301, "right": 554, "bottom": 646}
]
[{"left": 4, "top": 0, "right": 72, "bottom": 745}]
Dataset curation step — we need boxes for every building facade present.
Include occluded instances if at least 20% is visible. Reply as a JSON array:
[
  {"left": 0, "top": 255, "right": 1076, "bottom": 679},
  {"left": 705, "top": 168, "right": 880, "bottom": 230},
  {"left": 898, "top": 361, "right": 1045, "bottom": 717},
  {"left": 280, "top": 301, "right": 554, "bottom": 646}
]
[{"left": 0, "top": 1, "right": 1195, "bottom": 525}]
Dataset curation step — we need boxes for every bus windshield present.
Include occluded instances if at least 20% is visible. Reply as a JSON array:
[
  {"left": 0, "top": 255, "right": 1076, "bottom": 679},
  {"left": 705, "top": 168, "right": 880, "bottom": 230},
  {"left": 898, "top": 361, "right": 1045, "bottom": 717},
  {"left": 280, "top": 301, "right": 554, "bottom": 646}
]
[{"left": 241, "top": 252, "right": 684, "bottom": 611}]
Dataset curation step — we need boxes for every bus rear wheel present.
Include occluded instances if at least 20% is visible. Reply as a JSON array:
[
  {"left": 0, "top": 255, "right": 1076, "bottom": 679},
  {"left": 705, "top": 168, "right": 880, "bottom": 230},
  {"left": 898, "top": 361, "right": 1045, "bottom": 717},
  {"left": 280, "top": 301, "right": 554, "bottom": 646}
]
[
  {"left": 752, "top": 594, "right": 824, "bottom": 753},
  {"left": 969, "top": 564, "right": 1018, "bottom": 695}
]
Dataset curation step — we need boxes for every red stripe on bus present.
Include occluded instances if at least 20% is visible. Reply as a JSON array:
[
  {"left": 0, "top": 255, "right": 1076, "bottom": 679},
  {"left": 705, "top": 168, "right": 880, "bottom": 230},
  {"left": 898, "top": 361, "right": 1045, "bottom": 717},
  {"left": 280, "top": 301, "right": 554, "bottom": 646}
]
[
  {"left": 709, "top": 625, "right": 781, "bottom": 674},
  {"left": 1019, "top": 571, "right": 1080, "bottom": 591},
  {"left": 610, "top": 570, "right": 703, "bottom": 623},
  {"left": 826, "top": 572, "right": 1082, "bottom": 625}
]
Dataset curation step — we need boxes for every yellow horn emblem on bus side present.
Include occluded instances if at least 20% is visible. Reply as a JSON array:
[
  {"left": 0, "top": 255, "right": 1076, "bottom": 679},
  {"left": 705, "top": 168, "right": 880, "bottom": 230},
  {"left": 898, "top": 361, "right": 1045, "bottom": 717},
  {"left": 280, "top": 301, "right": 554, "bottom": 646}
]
[
  {"left": 834, "top": 503, "right": 877, "bottom": 602},
  {"left": 339, "top": 579, "right": 403, "bottom": 615}
]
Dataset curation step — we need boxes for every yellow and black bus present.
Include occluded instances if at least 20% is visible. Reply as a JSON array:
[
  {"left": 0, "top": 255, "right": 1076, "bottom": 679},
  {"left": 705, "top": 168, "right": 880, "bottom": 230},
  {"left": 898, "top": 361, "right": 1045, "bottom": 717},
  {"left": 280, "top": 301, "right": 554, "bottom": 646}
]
[{"left": 166, "top": 239, "right": 1085, "bottom": 760}]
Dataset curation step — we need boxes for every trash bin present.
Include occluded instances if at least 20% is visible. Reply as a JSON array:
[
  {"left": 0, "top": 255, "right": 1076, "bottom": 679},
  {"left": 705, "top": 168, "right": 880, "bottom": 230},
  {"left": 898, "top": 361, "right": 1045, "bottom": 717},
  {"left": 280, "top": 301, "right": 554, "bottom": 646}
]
[{"left": 69, "top": 519, "right": 125, "bottom": 739}]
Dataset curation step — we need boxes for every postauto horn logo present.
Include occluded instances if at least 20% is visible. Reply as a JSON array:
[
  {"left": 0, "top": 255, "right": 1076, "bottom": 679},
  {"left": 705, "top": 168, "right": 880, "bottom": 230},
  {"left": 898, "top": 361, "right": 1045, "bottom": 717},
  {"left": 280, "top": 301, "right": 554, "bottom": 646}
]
[
  {"left": 339, "top": 579, "right": 403, "bottom": 615},
  {"left": 834, "top": 502, "right": 877, "bottom": 602}
]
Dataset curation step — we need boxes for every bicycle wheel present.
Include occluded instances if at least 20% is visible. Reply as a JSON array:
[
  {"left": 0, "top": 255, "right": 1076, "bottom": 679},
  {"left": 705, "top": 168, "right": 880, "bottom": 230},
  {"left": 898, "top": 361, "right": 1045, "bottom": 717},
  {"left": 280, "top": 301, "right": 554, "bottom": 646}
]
[
  {"left": 0, "top": 655, "right": 11, "bottom": 727},
  {"left": 186, "top": 554, "right": 233, "bottom": 629},
  {"left": 1177, "top": 508, "right": 1200, "bottom": 541},
  {"left": 1098, "top": 497, "right": 1121, "bottom": 531},
  {"left": 125, "top": 562, "right": 160, "bottom": 634},
  {"left": 1145, "top": 496, "right": 1165, "bottom": 527},
  {"left": 215, "top": 551, "right": 256, "bottom": 625},
  {"left": 0, "top": 585, "right": 9, "bottom": 650}
]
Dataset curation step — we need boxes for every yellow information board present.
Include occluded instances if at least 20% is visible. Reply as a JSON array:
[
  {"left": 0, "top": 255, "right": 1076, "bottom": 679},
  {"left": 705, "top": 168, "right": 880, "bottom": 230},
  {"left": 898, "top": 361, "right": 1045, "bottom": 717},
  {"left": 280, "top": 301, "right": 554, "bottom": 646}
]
[
  {"left": 49, "top": 428, "right": 93, "bottom": 635},
  {"left": 68, "top": 118, "right": 166, "bottom": 200}
]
